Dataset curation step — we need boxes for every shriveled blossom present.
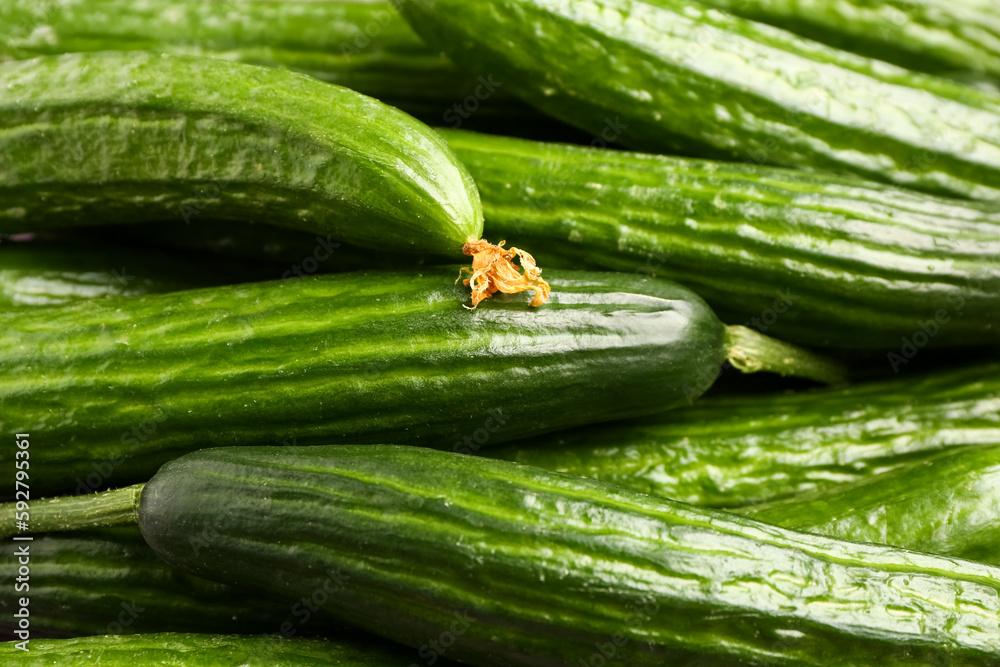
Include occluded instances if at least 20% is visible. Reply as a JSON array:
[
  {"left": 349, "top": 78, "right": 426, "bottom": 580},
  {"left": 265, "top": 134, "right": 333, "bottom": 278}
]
[{"left": 456, "top": 239, "right": 551, "bottom": 309}]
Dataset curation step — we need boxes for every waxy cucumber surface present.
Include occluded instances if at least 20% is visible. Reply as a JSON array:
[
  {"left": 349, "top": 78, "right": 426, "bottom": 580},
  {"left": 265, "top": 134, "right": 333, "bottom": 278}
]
[
  {"left": 0, "top": 0, "right": 534, "bottom": 122},
  {"left": 0, "top": 269, "right": 725, "bottom": 495},
  {"left": 138, "top": 444, "right": 1000, "bottom": 666},
  {"left": 0, "top": 51, "right": 482, "bottom": 256},
  {"left": 399, "top": 0, "right": 1000, "bottom": 200},
  {"left": 0, "top": 632, "right": 418, "bottom": 666},
  {"left": 744, "top": 444, "right": 1000, "bottom": 565},
  {"left": 700, "top": 0, "right": 1000, "bottom": 80},
  {"left": 490, "top": 361, "right": 1000, "bottom": 507},
  {"left": 442, "top": 129, "right": 1000, "bottom": 349}
]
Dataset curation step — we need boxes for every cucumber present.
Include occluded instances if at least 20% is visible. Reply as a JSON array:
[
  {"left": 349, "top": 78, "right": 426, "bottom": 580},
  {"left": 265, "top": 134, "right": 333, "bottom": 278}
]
[
  {"left": 0, "top": 633, "right": 418, "bottom": 666},
  {"left": 0, "top": 240, "right": 274, "bottom": 309},
  {"left": 0, "top": 268, "right": 842, "bottom": 497},
  {"left": 398, "top": 0, "right": 1000, "bottom": 200},
  {"left": 489, "top": 361, "right": 1000, "bottom": 507},
  {"left": 698, "top": 0, "right": 1000, "bottom": 80},
  {"left": 0, "top": 528, "right": 292, "bottom": 638},
  {"left": 14, "top": 445, "right": 1000, "bottom": 665},
  {"left": 0, "top": 51, "right": 482, "bottom": 256},
  {"left": 0, "top": 0, "right": 534, "bottom": 123},
  {"left": 440, "top": 129, "right": 1000, "bottom": 349},
  {"left": 743, "top": 445, "right": 1000, "bottom": 565}
]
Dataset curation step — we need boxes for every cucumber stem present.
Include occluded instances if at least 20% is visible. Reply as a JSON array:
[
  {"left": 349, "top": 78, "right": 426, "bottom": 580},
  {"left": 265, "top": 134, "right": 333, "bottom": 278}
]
[
  {"left": 1, "top": 484, "right": 143, "bottom": 539},
  {"left": 724, "top": 325, "right": 848, "bottom": 385}
]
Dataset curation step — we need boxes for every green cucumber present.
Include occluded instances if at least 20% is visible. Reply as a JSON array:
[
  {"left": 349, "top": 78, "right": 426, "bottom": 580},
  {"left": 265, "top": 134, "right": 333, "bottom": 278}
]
[
  {"left": 440, "top": 129, "right": 1000, "bottom": 349},
  {"left": 489, "top": 361, "right": 1000, "bottom": 507},
  {"left": 0, "top": 51, "right": 482, "bottom": 256},
  {"left": 743, "top": 445, "right": 1000, "bottom": 564},
  {"left": 0, "top": 633, "right": 417, "bottom": 666},
  {"left": 0, "top": 528, "right": 291, "bottom": 638},
  {"left": 698, "top": 0, "right": 1000, "bottom": 80},
  {"left": 0, "top": 0, "right": 534, "bottom": 123},
  {"left": 13, "top": 445, "right": 1000, "bottom": 665},
  {"left": 0, "top": 268, "right": 842, "bottom": 497},
  {"left": 0, "top": 240, "right": 275, "bottom": 309},
  {"left": 398, "top": 0, "right": 1000, "bottom": 200}
]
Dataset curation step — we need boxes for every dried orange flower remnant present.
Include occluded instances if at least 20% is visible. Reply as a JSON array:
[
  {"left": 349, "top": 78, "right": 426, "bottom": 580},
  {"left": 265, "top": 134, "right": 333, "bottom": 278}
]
[{"left": 457, "top": 239, "right": 551, "bottom": 309}]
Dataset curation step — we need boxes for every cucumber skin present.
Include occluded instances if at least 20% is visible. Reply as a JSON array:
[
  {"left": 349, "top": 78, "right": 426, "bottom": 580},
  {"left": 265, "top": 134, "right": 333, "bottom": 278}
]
[
  {"left": 0, "top": 269, "right": 724, "bottom": 496},
  {"left": 0, "top": 240, "right": 275, "bottom": 309},
  {"left": 700, "top": 0, "right": 1000, "bottom": 80},
  {"left": 744, "top": 445, "right": 1000, "bottom": 565},
  {"left": 399, "top": 0, "right": 1000, "bottom": 200},
  {"left": 0, "top": 528, "right": 291, "bottom": 638},
  {"left": 441, "top": 129, "right": 1000, "bottom": 349},
  {"left": 139, "top": 444, "right": 1000, "bottom": 666},
  {"left": 0, "top": 633, "right": 414, "bottom": 666},
  {"left": 0, "top": 0, "right": 534, "bottom": 124},
  {"left": 0, "top": 52, "right": 482, "bottom": 256},
  {"left": 489, "top": 361, "right": 1000, "bottom": 508}
]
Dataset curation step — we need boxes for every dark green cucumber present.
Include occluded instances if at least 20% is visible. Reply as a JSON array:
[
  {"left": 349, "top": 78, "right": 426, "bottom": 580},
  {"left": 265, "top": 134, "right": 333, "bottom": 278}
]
[
  {"left": 743, "top": 445, "right": 1000, "bottom": 565},
  {"left": 0, "top": 240, "right": 275, "bottom": 309},
  {"left": 0, "top": 528, "right": 293, "bottom": 638},
  {"left": 0, "top": 0, "right": 535, "bottom": 124},
  {"left": 0, "top": 268, "right": 844, "bottom": 496},
  {"left": 699, "top": 0, "right": 1000, "bottom": 80},
  {"left": 22, "top": 445, "right": 1000, "bottom": 665},
  {"left": 0, "top": 633, "right": 417, "bottom": 666},
  {"left": 399, "top": 0, "right": 1000, "bottom": 200},
  {"left": 0, "top": 51, "right": 482, "bottom": 256},
  {"left": 441, "top": 129, "right": 1000, "bottom": 349},
  {"left": 489, "top": 361, "right": 1000, "bottom": 507}
]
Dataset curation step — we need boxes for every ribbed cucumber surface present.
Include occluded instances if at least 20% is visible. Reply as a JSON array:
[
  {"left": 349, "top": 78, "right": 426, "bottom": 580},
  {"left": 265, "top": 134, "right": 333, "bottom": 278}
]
[
  {"left": 138, "top": 444, "right": 1000, "bottom": 666},
  {"left": 0, "top": 632, "right": 417, "bottom": 666},
  {"left": 0, "top": 269, "right": 725, "bottom": 495},
  {"left": 700, "top": 0, "right": 1000, "bottom": 80},
  {"left": 744, "top": 444, "right": 1000, "bottom": 564},
  {"left": 399, "top": 0, "right": 1000, "bottom": 199},
  {"left": 489, "top": 361, "right": 1000, "bottom": 507},
  {"left": 441, "top": 129, "right": 1000, "bottom": 349},
  {"left": 0, "top": 51, "right": 482, "bottom": 256},
  {"left": 0, "top": 0, "right": 534, "bottom": 122}
]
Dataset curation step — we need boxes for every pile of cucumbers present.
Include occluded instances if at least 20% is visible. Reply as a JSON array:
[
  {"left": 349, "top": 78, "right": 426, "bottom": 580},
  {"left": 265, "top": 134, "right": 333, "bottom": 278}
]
[{"left": 1, "top": 0, "right": 999, "bottom": 665}]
